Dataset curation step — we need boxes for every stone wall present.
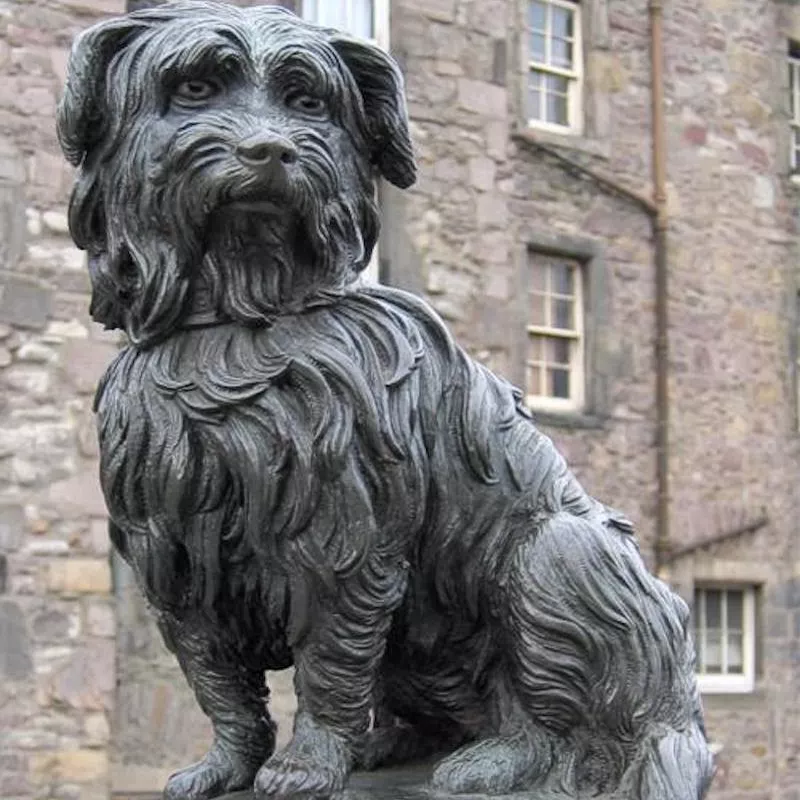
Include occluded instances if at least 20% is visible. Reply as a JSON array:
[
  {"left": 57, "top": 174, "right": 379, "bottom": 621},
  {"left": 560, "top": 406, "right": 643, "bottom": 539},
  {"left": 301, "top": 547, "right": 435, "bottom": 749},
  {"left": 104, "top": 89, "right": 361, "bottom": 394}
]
[{"left": 0, "top": 0, "right": 798, "bottom": 799}]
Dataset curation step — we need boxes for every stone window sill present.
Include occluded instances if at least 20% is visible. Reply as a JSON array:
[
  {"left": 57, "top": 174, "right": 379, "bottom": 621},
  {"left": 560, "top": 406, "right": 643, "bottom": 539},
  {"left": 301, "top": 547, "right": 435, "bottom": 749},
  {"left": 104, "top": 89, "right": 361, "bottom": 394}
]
[
  {"left": 529, "top": 409, "right": 606, "bottom": 430},
  {"left": 700, "top": 685, "right": 768, "bottom": 710},
  {"left": 512, "top": 124, "right": 612, "bottom": 161}
]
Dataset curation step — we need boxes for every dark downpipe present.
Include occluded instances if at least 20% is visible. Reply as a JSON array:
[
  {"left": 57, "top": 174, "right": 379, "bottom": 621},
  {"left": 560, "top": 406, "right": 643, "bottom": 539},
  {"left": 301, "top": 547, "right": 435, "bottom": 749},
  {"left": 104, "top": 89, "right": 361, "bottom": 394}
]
[{"left": 650, "top": 0, "right": 671, "bottom": 575}]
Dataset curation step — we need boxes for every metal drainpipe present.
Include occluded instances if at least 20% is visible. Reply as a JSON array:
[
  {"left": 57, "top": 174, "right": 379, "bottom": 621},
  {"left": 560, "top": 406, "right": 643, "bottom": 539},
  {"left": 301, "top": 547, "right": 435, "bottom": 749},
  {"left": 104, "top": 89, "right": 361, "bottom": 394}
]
[{"left": 649, "top": 0, "right": 671, "bottom": 576}]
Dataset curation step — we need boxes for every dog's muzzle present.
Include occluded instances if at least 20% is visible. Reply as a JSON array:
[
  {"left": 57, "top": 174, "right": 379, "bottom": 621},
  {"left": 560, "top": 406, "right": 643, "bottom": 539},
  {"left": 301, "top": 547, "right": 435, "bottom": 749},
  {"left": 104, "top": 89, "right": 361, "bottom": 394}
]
[{"left": 236, "top": 131, "right": 298, "bottom": 173}]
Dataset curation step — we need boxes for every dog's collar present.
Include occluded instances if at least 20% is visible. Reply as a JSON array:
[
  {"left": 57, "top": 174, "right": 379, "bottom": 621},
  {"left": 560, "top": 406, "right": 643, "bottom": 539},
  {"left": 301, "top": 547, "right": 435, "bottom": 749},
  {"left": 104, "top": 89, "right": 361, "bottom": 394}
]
[
  {"left": 180, "top": 310, "right": 236, "bottom": 330},
  {"left": 178, "top": 287, "right": 354, "bottom": 331}
]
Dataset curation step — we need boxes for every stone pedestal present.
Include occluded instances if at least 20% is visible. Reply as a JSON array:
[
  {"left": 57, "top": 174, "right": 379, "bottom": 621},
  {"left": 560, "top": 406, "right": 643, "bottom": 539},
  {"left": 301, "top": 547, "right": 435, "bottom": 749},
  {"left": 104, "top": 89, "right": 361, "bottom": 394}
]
[{"left": 218, "top": 763, "right": 572, "bottom": 800}]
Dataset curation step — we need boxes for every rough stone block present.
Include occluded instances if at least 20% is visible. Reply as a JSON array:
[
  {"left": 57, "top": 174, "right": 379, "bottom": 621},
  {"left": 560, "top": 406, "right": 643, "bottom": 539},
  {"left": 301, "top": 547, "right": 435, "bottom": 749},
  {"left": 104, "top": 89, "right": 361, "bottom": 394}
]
[
  {"left": 47, "top": 558, "right": 112, "bottom": 595},
  {"left": 31, "top": 605, "right": 79, "bottom": 640},
  {"left": 484, "top": 120, "right": 508, "bottom": 161},
  {"left": 88, "top": 518, "right": 111, "bottom": 555},
  {"left": 61, "top": 339, "right": 119, "bottom": 393},
  {"left": 45, "top": 640, "right": 115, "bottom": 711},
  {"left": 84, "top": 711, "right": 111, "bottom": 746},
  {"left": 401, "top": 0, "right": 456, "bottom": 23},
  {"left": 47, "top": 467, "right": 109, "bottom": 518},
  {"left": 457, "top": 79, "right": 507, "bottom": 118},
  {"left": 475, "top": 193, "right": 508, "bottom": 227},
  {"left": 0, "top": 180, "right": 26, "bottom": 270},
  {"left": 58, "top": 0, "right": 126, "bottom": 14},
  {"left": 0, "top": 137, "right": 25, "bottom": 184},
  {"left": 85, "top": 600, "right": 115, "bottom": 637},
  {"left": 0, "top": 504, "right": 25, "bottom": 551},
  {"left": 0, "top": 600, "right": 34, "bottom": 680},
  {"left": 30, "top": 749, "right": 109, "bottom": 785},
  {"left": 42, "top": 210, "right": 70, "bottom": 235},
  {"left": 468, "top": 157, "right": 496, "bottom": 191},
  {"left": 0, "top": 275, "right": 53, "bottom": 330}
]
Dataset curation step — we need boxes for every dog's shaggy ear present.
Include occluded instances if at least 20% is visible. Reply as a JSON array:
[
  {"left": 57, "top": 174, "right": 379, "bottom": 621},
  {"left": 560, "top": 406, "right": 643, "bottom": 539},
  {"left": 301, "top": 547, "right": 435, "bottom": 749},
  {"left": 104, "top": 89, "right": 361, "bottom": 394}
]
[
  {"left": 57, "top": 16, "right": 149, "bottom": 166},
  {"left": 329, "top": 37, "right": 417, "bottom": 190}
]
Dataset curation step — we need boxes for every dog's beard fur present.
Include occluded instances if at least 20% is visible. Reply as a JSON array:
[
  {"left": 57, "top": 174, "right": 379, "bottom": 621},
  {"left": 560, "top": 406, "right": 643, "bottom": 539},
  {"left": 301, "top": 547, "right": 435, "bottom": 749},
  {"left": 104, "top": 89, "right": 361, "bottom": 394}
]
[{"left": 74, "top": 113, "right": 379, "bottom": 345}]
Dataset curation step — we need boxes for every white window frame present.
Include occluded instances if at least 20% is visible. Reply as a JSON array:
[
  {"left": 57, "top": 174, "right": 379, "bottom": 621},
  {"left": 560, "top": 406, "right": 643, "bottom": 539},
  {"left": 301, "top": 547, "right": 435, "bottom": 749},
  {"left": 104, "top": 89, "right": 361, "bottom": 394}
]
[
  {"left": 790, "top": 50, "right": 800, "bottom": 172},
  {"left": 526, "top": 0, "right": 584, "bottom": 135},
  {"left": 525, "top": 254, "right": 585, "bottom": 413},
  {"left": 694, "top": 585, "right": 756, "bottom": 695},
  {"left": 302, "top": 0, "right": 389, "bottom": 283}
]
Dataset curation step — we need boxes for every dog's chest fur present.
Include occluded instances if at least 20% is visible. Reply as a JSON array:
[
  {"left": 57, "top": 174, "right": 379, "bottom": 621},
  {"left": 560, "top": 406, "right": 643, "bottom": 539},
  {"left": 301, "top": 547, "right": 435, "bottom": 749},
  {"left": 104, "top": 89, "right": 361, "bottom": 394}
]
[{"left": 97, "top": 288, "right": 446, "bottom": 611}]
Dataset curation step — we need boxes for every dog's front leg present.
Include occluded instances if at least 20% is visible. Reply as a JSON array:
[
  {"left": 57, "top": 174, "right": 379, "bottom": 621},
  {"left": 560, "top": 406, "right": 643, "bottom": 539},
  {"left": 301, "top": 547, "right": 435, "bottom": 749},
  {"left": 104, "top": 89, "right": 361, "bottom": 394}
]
[
  {"left": 254, "top": 557, "right": 407, "bottom": 800},
  {"left": 157, "top": 612, "right": 276, "bottom": 800}
]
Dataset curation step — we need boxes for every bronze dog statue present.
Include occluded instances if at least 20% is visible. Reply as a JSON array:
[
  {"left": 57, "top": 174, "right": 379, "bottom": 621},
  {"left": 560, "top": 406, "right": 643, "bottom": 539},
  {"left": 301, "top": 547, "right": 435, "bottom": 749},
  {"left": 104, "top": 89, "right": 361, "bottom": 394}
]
[{"left": 57, "top": 3, "right": 713, "bottom": 798}]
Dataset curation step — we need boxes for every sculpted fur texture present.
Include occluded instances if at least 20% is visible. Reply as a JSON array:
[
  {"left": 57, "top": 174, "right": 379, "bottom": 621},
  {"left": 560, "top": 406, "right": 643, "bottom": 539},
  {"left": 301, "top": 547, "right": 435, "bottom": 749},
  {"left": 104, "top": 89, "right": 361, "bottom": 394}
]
[{"left": 58, "top": 3, "right": 714, "bottom": 798}]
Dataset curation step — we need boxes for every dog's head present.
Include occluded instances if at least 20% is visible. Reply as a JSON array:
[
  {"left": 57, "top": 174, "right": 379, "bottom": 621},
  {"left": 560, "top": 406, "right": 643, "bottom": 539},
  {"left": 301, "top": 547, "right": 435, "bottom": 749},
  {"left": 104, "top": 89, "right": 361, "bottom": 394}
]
[{"left": 57, "top": 1, "right": 416, "bottom": 345}]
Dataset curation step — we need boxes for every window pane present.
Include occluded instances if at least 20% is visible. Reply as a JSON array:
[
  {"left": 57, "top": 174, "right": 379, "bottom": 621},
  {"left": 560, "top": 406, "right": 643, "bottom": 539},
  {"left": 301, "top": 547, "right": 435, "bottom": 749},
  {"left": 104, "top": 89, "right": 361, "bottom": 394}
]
[
  {"left": 726, "top": 633, "right": 744, "bottom": 673},
  {"left": 311, "top": 0, "right": 348, "bottom": 29},
  {"left": 349, "top": 0, "right": 374, "bottom": 40},
  {"left": 552, "top": 5, "right": 574, "bottom": 38},
  {"left": 552, "top": 263, "right": 574, "bottom": 295},
  {"left": 552, "top": 298, "right": 574, "bottom": 330},
  {"left": 547, "top": 93, "right": 569, "bottom": 125},
  {"left": 791, "top": 64, "right": 796, "bottom": 117},
  {"left": 549, "top": 368, "right": 570, "bottom": 398},
  {"left": 528, "top": 335, "right": 544, "bottom": 361},
  {"left": 704, "top": 589, "right": 722, "bottom": 628},
  {"left": 526, "top": 364, "right": 542, "bottom": 395},
  {"left": 530, "top": 293, "right": 547, "bottom": 326},
  {"left": 727, "top": 590, "right": 744, "bottom": 631},
  {"left": 528, "top": 72, "right": 544, "bottom": 120},
  {"left": 704, "top": 631, "right": 722, "bottom": 673},
  {"left": 530, "top": 32, "right": 546, "bottom": 62},
  {"left": 529, "top": 1, "right": 547, "bottom": 31},
  {"left": 546, "top": 73, "right": 569, "bottom": 95},
  {"left": 552, "top": 38, "right": 574, "bottom": 69},
  {"left": 547, "top": 337, "right": 571, "bottom": 366},
  {"left": 529, "top": 259, "right": 546, "bottom": 291}
]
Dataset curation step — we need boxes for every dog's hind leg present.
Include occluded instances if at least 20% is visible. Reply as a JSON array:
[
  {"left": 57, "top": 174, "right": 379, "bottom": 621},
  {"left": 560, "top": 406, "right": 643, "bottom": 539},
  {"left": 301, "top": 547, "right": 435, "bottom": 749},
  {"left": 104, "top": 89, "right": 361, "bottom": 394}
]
[
  {"left": 616, "top": 723, "right": 715, "bottom": 799},
  {"left": 158, "top": 612, "right": 276, "bottom": 800},
  {"left": 430, "top": 725, "right": 557, "bottom": 795}
]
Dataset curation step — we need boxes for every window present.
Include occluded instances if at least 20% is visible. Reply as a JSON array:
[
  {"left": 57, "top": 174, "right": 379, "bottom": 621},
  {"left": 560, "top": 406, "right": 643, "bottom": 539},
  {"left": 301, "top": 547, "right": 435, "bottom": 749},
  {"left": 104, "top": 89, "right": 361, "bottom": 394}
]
[
  {"left": 526, "top": 251, "right": 585, "bottom": 412},
  {"left": 526, "top": 0, "right": 583, "bottom": 133},
  {"left": 694, "top": 585, "right": 756, "bottom": 694},
  {"left": 790, "top": 41, "right": 800, "bottom": 171},
  {"left": 302, "top": 0, "right": 389, "bottom": 49}
]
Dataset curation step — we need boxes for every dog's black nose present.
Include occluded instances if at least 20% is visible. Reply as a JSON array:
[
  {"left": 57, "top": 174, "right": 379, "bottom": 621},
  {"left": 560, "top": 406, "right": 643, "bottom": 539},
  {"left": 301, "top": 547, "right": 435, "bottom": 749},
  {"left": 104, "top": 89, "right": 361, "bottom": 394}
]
[{"left": 236, "top": 133, "right": 298, "bottom": 168}]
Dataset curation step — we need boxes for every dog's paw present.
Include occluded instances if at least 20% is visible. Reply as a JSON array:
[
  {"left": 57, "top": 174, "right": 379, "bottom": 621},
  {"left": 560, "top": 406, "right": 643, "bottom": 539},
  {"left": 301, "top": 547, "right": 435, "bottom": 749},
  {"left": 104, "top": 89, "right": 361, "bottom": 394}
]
[
  {"left": 163, "top": 748, "right": 257, "bottom": 800},
  {"left": 254, "top": 751, "right": 344, "bottom": 799},
  {"left": 430, "top": 734, "right": 548, "bottom": 796},
  {"left": 254, "top": 713, "right": 350, "bottom": 800}
]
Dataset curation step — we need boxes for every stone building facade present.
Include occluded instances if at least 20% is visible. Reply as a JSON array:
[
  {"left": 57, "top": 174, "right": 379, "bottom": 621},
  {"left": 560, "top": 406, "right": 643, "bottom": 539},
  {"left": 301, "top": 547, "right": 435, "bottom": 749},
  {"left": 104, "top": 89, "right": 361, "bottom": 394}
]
[{"left": 0, "top": 0, "right": 798, "bottom": 798}]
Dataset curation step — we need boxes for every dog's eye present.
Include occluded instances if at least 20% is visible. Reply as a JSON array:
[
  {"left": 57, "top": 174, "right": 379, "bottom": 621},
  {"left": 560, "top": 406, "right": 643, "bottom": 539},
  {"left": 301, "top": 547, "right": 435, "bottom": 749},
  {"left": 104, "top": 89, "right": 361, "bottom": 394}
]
[
  {"left": 173, "top": 79, "right": 219, "bottom": 107},
  {"left": 286, "top": 92, "right": 327, "bottom": 116}
]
